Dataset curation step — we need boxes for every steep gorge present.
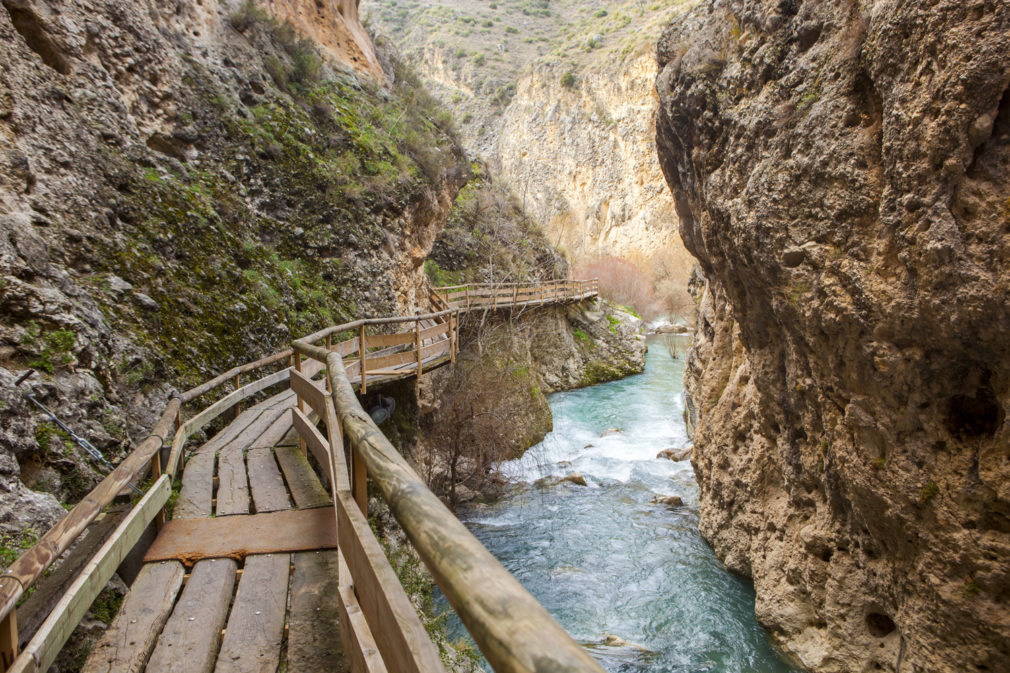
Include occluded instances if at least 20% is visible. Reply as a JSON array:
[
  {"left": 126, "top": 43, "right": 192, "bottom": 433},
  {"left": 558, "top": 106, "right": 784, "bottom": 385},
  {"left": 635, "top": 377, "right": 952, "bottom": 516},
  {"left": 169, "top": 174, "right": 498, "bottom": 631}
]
[{"left": 656, "top": 1, "right": 1010, "bottom": 672}]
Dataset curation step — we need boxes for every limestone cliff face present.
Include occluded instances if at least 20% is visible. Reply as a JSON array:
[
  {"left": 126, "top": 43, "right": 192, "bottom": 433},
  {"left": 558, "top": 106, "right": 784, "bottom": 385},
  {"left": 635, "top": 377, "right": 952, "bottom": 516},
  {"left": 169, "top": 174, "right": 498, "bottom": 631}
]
[
  {"left": 656, "top": 2, "right": 1010, "bottom": 672},
  {"left": 496, "top": 57, "right": 694, "bottom": 306},
  {"left": 0, "top": 0, "right": 464, "bottom": 545}
]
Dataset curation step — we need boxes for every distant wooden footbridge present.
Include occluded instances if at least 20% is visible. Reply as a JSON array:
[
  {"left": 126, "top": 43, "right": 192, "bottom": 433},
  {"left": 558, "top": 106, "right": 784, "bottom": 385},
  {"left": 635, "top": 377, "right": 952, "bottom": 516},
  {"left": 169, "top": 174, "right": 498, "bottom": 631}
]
[{"left": 0, "top": 279, "right": 603, "bottom": 673}]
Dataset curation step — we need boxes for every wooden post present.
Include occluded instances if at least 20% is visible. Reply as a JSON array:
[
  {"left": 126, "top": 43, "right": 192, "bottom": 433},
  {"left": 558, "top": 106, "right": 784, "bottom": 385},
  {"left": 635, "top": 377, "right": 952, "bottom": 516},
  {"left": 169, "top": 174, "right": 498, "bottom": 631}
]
[
  {"left": 351, "top": 448, "right": 367, "bottom": 515},
  {"left": 359, "top": 323, "right": 367, "bottom": 395},
  {"left": 513, "top": 285, "right": 518, "bottom": 306},
  {"left": 1, "top": 608, "right": 17, "bottom": 668},
  {"left": 449, "top": 313, "right": 456, "bottom": 364},
  {"left": 465, "top": 285, "right": 470, "bottom": 310},
  {"left": 151, "top": 452, "right": 165, "bottom": 531},
  {"left": 324, "top": 334, "right": 332, "bottom": 393},
  {"left": 294, "top": 352, "right": 306, "bottom": 455},
  {"left": 414, "top": 317, "right": 423, "bottom": 388},
  {"left": 231, "top": 374, "right": 241, "bottom": 420}
]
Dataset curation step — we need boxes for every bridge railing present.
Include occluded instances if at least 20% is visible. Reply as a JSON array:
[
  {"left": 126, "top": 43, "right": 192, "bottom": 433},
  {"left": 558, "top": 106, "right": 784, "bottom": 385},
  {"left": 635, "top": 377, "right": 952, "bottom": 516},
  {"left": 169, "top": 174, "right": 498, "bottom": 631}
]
[
  {"left": 0, "top": 277, "right": 600, "bottom": 673},
  {"left": 293, "top": 315, "right": 606, "bottom": 673},
  {"left": 435, "top": 278, "right": 598, "bottom": 310}
]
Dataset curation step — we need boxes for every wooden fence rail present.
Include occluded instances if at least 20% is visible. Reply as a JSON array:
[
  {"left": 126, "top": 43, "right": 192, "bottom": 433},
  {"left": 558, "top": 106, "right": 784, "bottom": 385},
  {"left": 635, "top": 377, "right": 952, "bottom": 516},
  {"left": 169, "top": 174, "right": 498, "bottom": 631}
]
[{"left": 1, "top": 278, "right": 600, "bottom": 673}]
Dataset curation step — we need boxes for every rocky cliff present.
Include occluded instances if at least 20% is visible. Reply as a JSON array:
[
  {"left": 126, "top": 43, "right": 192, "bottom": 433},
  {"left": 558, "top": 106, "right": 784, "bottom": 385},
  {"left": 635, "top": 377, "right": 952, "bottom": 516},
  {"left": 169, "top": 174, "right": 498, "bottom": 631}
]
[
  {"left": 363, "top": 0, "right": 697, "bottom": 315},
  {"left": 0, "top": 0, "right": 465, "bottom": 550},
  {"left": 656, "top": 1, "right": 1009, "bottom": 672}
]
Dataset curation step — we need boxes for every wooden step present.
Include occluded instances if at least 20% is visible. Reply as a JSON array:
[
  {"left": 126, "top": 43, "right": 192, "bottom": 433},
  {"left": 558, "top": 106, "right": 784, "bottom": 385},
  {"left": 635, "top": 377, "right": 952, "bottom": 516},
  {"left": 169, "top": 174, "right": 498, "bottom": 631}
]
[
  {"left": 247, "top": 448, "right": 292, "bottom": 513},
  {"left": 214, "top": 554, "right": 290, "bottom": 673},
  {"left": 287, "top": 551, "right": 348, "bottom": 673},
  {"left": 275, "top": 445, "right": 330, "bottom": 509}
]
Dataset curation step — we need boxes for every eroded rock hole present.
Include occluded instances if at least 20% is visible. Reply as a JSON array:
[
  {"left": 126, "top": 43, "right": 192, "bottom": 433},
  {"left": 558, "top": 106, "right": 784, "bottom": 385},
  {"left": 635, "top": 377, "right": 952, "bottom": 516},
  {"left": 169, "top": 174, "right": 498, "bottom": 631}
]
[
  {"left": 865, "top": 612, "right": 896, "bottom": 638},
  {"left": 944, "top": 381, "right": 1003, "bottom": 440},
  {"left": 2, "top": 1, "right": 70, "bottom": 74}
]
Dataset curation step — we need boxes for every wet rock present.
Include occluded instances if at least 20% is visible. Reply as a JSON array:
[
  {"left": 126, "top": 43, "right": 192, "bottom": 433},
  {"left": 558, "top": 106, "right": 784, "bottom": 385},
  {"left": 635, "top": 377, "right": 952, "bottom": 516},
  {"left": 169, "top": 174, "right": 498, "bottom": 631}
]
[
  {"left": 601, "top": 428, "right": 621, "bottom": 437},
  {"left": 656, "top": 447, "right": 691, "bottom": 462},
  {"left": 650, "top": 495, "right": 684, "bottom": 508},
  {"left": 560, "top": 472, "right": 587, "bottom": 487}
]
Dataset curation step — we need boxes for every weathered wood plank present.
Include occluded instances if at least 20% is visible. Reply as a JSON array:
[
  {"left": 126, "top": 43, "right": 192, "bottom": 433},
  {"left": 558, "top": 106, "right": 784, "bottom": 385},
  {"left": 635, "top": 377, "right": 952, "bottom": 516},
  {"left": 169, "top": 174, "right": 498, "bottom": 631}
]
[
  {"left": 144, "top": 508, "right": 337, "bottom": 563},
  {"left": 81, "top": 560, "right": 186, "bottom": 673},
  {"left": 144, "top": 558, "right": 237, "bottom": 673},
  {"left": 418, "top": 322, "right": 449, "bottom": 341},
  {"left": 17, "top": 509, "right": 124, "bottom": 647},
  {"left": 364, "top": 332, "right": 413, "bottom": 349},
  {"left": 247, "top": 448, "right": 291, "bottom": 513},
  {"left": 292, "top": 408, "right": 331, "bottom": 489},
  {"left": 226, "top": 406, "right": 289, "bottom": 455},
  {"left": 214, "top": 554, "right": 290, "bottom": 673},
  {"left": 9, "top": 477, "right": 171, "bottom": 673},
  {"left": 0, "top": 398, "right": 179, "bottom": 624},
  {"left": 288, "top": 551, "right": 348, "bottom": 673},
  {"left": 173, "top": 451, "right": 215, "bottom": 520},
  {"left": 192, "top": 408, "right": 262, "bottom": 457},
  {"left": 338, "top": 582, "right": 388, "bottom": 673},
  {"left": 291, "top": 368, "right": 328, "bottom": 420},
  {"left": 275, "top": 445, "right": 330, "bottom": 509},
  {"left": 215, "top": 448, "right": 249, "bottom": 517},
  {"left": 248, "top": 408, "right": 294, "bottom": 449},
  {"left": 336, "top": 491, "right": 444, "bottom": 673}
]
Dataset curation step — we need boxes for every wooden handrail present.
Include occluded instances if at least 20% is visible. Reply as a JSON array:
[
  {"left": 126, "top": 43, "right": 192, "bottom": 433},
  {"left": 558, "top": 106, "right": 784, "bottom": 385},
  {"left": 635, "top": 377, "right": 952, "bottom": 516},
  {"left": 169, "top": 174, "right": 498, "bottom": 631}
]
[{"left": 294, "top": 343, "right": 605, "bottom": 673}]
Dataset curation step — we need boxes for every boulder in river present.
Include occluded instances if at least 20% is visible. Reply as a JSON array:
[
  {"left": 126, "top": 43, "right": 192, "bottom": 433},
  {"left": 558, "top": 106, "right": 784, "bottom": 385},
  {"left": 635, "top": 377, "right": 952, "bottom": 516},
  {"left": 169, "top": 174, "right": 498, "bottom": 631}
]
[
  {"left": 651, "top": 495, "right": 684, "bottom": 508},
  {"left": 561, "top": 472, "right": 587, "bottom": 487},
  {"left": 656, "top": 447, "right": 691, "bottom": 462},
  {"left": 601, "top": 428, "right": 622, "bottom": 437}
]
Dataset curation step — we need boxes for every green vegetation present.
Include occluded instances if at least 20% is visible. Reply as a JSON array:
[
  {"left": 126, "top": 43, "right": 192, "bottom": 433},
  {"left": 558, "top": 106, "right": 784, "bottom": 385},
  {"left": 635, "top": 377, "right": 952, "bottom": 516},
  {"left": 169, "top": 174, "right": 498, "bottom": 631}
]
[
  {"left": 606, "top": 314, "right": 620, "bottom": 334},
  {"left": 0, "top": 529, "right": 38, "bottom": 568},
  {"left": 90, "top": 587, "right": 124, "bottom": 624},
  {"left": 20, "top": 323, "right": 76, "bottom": 373},
  {"left": 919, "top": 481, "right": 940, "bottom": 503},
  {"left": 560, "top": 70, "right": 576, "bottom": 88},
  {"left": 573, "top": 328, "right": 592, "bottom": 344},
  {"left": 89, "top": 17, "right": 464, "bottom": 386}
]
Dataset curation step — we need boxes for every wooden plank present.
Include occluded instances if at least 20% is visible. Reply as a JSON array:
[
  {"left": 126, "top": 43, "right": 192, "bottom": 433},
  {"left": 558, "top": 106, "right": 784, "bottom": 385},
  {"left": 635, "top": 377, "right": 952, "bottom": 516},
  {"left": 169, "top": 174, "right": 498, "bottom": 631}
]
[
  {"left": 173, "top": 451, "right": 215, "bottom": 519},
  {"left": 180, "top": 368, "right": 291, "bottom": 440},
  {"left": 292, "top": 368, "right": 328, "bottom": 420},
  {"left": 226, "top": 405, "right": 289, "bottom": 454},
  {"left": 249, "top": 408, "right": 294, "bottom": 449},
  {"left": 275, "top": 445, "right": 331, "bottom": 509},
  {"left": 16, "top": 509, "right": 124, "bottom": 647},
  {"left": 364, "top": 332, "right": 414, "bottom": 349},
  {"left": 215, "top": 448, "right": 250, "bottom": 516},
  {"left": 338, "top": 580, "right": 388, "bottom": 673},
  {"left": 1, "top": 610, "right": 16, "bottom": 669},
  {"left": 144, "top": 508, "right": 337, "bottom": 563},
  {"left": 292, "top": 408, "right": 332, "bottom": 489},
  {"left": 288, "top": 551, "right": 348, "bottom": 673},
  {"left": 336, "top": 491, "right": 445, "bottom": 673},
  {"left": 419, "top": 322, "right": 449, "bottom": 341},
  {"left": 81, "top": 560, "right": 186, "bottom": 673},
  {"left": 336, "top": 337, "right": 359, "bottom": 356},
  {"left": 365, "top": 349, "right": 416, "bottom": 372},
  {"left": 247, "top": 448, "right": 292, "bottom": 513},
  {"left": 214, "top": 553, "right": 290, "bottom": 673},
  {"left": 420, "top": 342, "right": 449, "bottom": 360},
  {"left": 9, "top": 477, "right": 171, "bottom": 673},
  {"left": 144, "top": 558, "right": 237, "bottom": 673},
  {"left": 181, "top": 349, "right": 292, "bottom": 403},
  {"left": 0, "top": 398, "right": 180, "bottom": 624},
  {"left": 191, "top": 407, "right": 262, "bottom": 456}
]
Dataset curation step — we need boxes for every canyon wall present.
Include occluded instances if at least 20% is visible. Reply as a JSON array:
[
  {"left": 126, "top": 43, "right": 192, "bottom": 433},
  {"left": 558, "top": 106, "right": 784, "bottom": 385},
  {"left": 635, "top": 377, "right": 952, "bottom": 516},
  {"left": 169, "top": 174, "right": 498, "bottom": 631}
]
[
  {"left": 656, "top": 1, "right": 1009, "bottom": 672},
  {"left": 0, "top": 0, "right": 464, "bottom": 545},
  {"left": 495, "top": 56, "right": 694, "bottom": 310}
]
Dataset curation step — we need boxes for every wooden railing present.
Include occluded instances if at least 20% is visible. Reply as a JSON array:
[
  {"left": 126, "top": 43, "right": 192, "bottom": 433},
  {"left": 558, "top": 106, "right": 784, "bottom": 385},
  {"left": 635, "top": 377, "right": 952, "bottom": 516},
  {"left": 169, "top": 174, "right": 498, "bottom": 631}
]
[
  {"left": 435, "top": 278, "right": 599, "bottom": 311},
  {"left": 0, "top": 277, "right": 600, "bottom": 673}
]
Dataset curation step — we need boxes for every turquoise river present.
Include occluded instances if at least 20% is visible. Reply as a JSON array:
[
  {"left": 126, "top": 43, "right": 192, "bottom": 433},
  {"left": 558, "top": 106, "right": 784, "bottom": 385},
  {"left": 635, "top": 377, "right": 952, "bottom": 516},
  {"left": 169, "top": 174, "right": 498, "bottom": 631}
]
[{"left": 444, "top": 335, "right": 800, "bottom": 673}]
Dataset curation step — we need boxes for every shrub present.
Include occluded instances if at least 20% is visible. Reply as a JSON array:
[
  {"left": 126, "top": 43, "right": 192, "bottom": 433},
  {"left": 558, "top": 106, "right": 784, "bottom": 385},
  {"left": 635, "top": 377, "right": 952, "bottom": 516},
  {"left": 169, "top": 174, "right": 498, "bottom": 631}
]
[
  {"left": 573, "top": 255, "right": 667, "bottom": 319},
  {"left": 560, "top": 70, "right": 576, "bottom": 88},
  {"left": 473, "top": 53, "right": 486, "bottom": 66}
]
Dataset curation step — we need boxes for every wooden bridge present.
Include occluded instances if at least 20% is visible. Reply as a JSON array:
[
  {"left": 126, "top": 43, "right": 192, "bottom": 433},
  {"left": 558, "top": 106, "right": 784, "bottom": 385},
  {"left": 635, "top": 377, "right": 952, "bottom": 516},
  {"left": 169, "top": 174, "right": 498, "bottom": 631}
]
[{"left": 0, "top": 279, "right": 601, "bottom": 673}]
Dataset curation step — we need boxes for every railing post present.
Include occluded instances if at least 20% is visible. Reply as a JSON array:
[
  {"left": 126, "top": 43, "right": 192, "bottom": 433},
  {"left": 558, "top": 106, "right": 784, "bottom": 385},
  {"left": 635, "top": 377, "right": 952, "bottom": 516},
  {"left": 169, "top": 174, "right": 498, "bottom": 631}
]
[
  {"left": 415, "top": 316, "right": 423, "bottom": 390},
  {"left": 1, "top": 608, "right": 17, "bottom": 669},
  {"left": 351, "top": 447, "right": 367, "bottom": 515},
  {"left": 294, "top": 352, "right": 307, "bottom": 455},
  {"left": 359, "top": 323, "right": 367, "bottom": 395},
  {"left": 232, "top": 373, "right": 241, "bottom": 420},
  {"left": 151, "top": 450, "right": 166, "bottom": 531},
  {"left": 465, "top": 285, "right": 470, "bottom": 310},
  {"left": 449, "top": 312, "right": 456, "bottom": 364},
  {"left": 512, "top": 284, "right": 518, "bottom": 306}
]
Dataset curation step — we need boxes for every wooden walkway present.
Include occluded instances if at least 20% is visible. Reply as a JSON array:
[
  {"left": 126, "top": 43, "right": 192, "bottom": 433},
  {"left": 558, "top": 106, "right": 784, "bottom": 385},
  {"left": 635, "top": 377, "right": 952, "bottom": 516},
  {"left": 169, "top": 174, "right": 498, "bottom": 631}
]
[{"left": 1, "top": 279, "right": 602, "bottom": 673}]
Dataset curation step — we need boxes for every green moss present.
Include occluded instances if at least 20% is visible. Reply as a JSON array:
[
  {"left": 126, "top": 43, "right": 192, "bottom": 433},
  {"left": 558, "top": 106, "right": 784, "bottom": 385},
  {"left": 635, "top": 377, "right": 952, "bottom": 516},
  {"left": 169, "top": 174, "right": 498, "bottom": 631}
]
[
  {"left": 90, "top": 587, "right": 123, "bottom": 624},
  {"left": 0, "top": 529, "right": 38, "bottom": 568},
  {"left": 919, "top": 481, "right": 940, "bottom": 503},
  {"left": 606, "top": 314, "right": 620, "bottom": 334},
  {"left": 573, "top": 328, "right": 592, "bottom": 344},
  {"left": 21, "top": 323, "right": 76, "bottom": 373}
]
